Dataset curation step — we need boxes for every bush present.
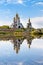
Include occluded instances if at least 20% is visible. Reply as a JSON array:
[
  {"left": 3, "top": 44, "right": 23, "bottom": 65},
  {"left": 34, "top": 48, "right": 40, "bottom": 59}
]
[{"left": 0, "top": 25, "right": 10, "bottom": 29}]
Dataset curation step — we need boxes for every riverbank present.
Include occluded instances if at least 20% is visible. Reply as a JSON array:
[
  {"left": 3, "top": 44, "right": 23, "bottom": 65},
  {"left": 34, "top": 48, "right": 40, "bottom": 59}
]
[{"left": 0, "top": 28, "right": 43, "bottom": 37}]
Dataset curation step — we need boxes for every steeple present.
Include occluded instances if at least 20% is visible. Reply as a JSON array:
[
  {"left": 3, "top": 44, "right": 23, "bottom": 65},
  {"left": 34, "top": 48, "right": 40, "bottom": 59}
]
[
  {"left": 16, "top": 13, "right": 18, "bottom": 17},
  {"left": 13, "top": 17, "right": 15, "bottom": 22},
  {"left": 27, "top": 18, "right": 32, "bottom": 29},
  {"left": 16, "top": 13, "right": 19, "bottom": 19},
  {"left": 28, "top": 18, "right": 30, "bottom": 23}
]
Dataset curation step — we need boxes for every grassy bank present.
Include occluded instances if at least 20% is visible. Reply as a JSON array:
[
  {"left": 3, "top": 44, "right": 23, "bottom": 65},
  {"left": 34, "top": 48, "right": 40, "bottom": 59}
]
[{"left": 0, "top": 28, "right": 43, "bottom": 37}]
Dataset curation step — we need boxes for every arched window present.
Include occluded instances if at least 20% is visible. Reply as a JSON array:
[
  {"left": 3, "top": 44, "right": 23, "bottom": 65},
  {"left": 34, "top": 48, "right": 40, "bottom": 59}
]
[{"left": 18, "top": 26, "right": 21, "bottom": 28}]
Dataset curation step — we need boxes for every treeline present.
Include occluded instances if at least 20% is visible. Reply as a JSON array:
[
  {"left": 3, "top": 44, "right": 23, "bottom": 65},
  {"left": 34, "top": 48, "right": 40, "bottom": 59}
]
[
  {"left": 0, "top": 25, "right": 10, "bottom": 29},
  {"left": 32, "top": 28, "right": 43, "bottom": 35}
]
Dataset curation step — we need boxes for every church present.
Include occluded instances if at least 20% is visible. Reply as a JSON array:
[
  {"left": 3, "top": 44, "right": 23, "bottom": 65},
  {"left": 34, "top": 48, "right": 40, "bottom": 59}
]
[
  {"left": 12, "top": 13, "right": 32, "bottom": 29},
  {"left": 13, "top": 14, "right": 23, "bottom": 29}
]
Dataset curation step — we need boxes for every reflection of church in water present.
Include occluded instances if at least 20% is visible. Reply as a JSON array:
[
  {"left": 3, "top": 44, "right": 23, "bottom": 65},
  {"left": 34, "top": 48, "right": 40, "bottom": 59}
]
[
  {"left": 11, "top": 38, "right": 24, "bottom": 53},
  {"left": 11, "top": 36, "right": 32, "bottom": 54}
]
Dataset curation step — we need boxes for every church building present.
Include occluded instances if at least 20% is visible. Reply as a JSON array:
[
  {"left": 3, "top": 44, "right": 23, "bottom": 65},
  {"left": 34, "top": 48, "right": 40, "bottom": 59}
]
[{"left": 13, "top": 14, "right": 23, "bottom": 29}]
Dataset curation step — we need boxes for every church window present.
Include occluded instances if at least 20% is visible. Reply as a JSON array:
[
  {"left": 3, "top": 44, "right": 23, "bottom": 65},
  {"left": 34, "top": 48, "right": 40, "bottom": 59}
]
[
  {"left": 16, "top": 24, "right": 17, "bottom": 26},
  {"left": 18, "top": 26, "right": 21, "bottom": 28}
]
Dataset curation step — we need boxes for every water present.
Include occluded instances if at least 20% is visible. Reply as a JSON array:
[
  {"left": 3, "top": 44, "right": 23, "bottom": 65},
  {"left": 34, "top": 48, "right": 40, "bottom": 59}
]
[{"left": 0, "top": 36, "right": 43, "bottom": 65}]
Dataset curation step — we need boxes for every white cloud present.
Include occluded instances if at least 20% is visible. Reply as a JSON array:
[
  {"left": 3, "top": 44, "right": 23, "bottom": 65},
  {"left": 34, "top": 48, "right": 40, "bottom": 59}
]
[
  {"left": 36, "top": 60, "right": 43, "bottom": 64},
  {"left": 0, "top": 9, "right": 13, "bottom": 26},
  {"left": 35, "top": 60, "right": 43, "bottom": 64},
  {"left": 20, "top": 18, "right": 28, "bottom": 28},
  {"left": 20, "top": 17, "right": 43, "bottom": 28},
  {"left": 31, "top": 17, "right": 43, "bottom": 28},
  {"left": 17, "top": 0, "right": 27, "bottom": 6},
  {"left": 0, "top": 20, "right": 12, "bottom": 26},
  {"left": 18, "top": 0, "right": 23, "bottom": 4},
  {"left": 35, "top": 2, "right": 43, "bottom": 5},
  {"left": 32, "top": 1, "right": 43, "bottom": 6},
  {"left": 31, "top": 39, "right": 43, "bottom": 49},
  {"left": 18, "top": 62, "right": 23, "bottom": 65},
  {"left": 0, "top": 0, "right": 27, "bottom": 6},
  {"left": 0, "top": 10, "right": 43, "bottom": 29}
]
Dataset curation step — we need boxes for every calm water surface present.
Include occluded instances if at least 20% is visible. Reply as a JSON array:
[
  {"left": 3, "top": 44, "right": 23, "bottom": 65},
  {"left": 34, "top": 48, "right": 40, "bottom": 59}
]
[{"left": 0, "top": 37, "right": 43, "bottom": 65}]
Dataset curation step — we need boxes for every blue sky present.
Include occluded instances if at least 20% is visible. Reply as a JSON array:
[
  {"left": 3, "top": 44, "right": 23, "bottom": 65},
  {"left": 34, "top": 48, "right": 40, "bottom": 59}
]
[{"left": 0, "top": 0, "right": 43, "bottom": 28}]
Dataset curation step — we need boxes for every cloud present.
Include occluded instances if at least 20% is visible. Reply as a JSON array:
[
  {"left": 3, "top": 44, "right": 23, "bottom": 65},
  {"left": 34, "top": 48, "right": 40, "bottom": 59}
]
[
  {"left": 18, "top": 0, "right": 24, "bottom": 4},
  {"left": 18, "top": 62, "right": 23, "bottom": 65},
  {"left": 0, "top": 15, "right": 43, "bottom": 29},
  {"left": 17, "top": 0, "right": 27, "bottom": 6},
  {"left": 19, "top": 16, "right": 43, "bottom": 28},
  {"left": 20, "top": 17, "right": 43, "bottom": 28},
  {"left": 34, "top": 2, "right": 43, "bottom": 5},
  {"left": 35, "top": 60, "right": 43, "bottom": 64},
  {"left": 31, "top": 17, "right": 43, "bottom": 28},
  {"left": 0, "top": 0, "right": 27, "bottom": 6},
  {"left": 31, "top": 1, "right": 43, "bottom": 7},
  {"left": 20, "top": 18, "right": 28, "bottom": 28},
  {"left": 0, "top": 20, "right": 12, "bottom": 26},
  {"left": 0, "top": 9, "right": 13, "bottom": 26},
  {"left": 31, "top": 39, "right": 43, "bottom": 49}
]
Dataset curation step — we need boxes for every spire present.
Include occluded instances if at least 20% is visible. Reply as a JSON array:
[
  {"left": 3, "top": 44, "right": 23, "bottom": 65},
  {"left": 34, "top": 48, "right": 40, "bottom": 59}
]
[
  {"left": 16, "top": 13, "right": 19, "bottom": 18},
  {"left": 27, "top": 18, "right": 32, "bottom": 29},
  {"left": 28, "top": 18, "right": 30, "bottom": 23},
  {"left": 13, "top": 17, "right": 15, "bottom": 21}
]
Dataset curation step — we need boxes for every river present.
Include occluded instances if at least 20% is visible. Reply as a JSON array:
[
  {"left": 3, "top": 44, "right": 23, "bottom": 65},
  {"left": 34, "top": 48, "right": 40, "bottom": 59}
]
[{"left": 0, "top": 36, "right": 43, "bottom": 65}]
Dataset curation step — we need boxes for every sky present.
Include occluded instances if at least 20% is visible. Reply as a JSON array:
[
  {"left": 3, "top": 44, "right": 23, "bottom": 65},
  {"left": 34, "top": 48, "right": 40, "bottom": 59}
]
[{"left": 0, "top": 0, "right": 43, "bottom": 28}]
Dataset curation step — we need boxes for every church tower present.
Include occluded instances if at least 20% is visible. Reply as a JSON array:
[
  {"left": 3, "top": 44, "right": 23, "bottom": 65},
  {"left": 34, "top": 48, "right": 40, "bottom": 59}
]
[
  {"left": 13, "top": 13, "right": 23, "bottom": 29},
  {"left": 27, "top": 18, "right": 32, "bottom": 29}
]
